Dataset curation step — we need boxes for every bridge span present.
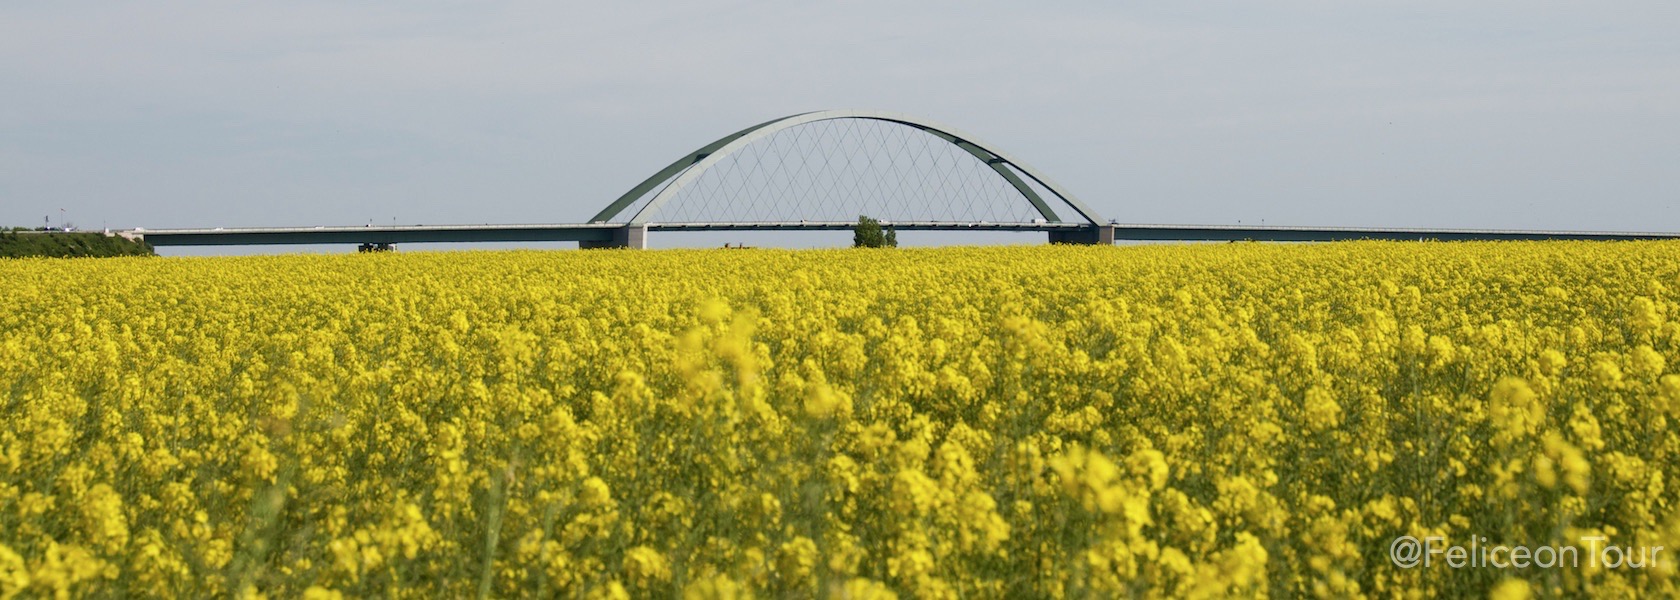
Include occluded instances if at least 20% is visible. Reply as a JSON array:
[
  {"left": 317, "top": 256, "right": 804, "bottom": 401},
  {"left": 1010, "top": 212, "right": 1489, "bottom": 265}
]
[
  {"left": 128, "top": 221, "right": 1680, "bottom": 248},
  {"left": 129, "top": 221, "right": 1104, "bottom": 248},
  {"left": 118, "top": 110, "right": 1680, "bottom": 249}
]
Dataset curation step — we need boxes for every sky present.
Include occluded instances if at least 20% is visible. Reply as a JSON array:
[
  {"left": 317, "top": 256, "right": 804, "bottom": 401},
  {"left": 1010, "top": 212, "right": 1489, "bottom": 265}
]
[{"left": 2, "top": 1, "right": 1677, "bottom": 252}]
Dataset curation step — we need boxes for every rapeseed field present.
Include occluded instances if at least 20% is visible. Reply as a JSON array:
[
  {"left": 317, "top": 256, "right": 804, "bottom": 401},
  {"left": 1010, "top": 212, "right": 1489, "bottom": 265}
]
[{"left": 2, "top": 242, "right": 1678, "bottom": 598}]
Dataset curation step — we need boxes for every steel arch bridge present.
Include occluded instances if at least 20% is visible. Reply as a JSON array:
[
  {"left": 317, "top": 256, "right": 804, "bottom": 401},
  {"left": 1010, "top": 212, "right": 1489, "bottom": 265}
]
[
  {"left": 591, "top": 107, "right": 1102, "bottom": 228},
  {"left": 126, "top": 110, "right": 1680, "bottom": 248},
  {"left": 574, "top": 108, "right": 1115, "bottom": 247}
]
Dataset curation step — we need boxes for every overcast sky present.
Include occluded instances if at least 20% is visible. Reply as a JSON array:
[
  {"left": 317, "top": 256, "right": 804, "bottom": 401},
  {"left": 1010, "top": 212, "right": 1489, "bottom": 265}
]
[{"left": 3, "top": 1, "right": 1676, "bottom": 251}]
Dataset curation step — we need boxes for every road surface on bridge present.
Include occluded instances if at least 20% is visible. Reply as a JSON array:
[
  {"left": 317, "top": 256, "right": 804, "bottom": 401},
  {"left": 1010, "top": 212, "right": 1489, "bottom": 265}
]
[{"left": 123, "top": 222, "right": 1680, "bottom": 247}]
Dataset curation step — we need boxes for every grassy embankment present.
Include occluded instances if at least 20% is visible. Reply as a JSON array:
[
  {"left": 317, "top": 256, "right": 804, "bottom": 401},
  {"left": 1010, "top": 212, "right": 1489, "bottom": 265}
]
[{"left": 1, "top": 229, "right": 154, "bottom": 258}]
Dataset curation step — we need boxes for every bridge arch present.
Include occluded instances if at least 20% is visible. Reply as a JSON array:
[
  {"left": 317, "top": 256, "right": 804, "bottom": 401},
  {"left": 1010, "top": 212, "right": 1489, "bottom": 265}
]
[{"left": 590, "top": 109, "right": 1106, "bottom": 226}]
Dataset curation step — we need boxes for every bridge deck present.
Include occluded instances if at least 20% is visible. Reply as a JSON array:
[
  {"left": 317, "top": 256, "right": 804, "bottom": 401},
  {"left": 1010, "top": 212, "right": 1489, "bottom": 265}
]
[
  {"left": 127, "top": 221, "right": 1680, "bottom": 246},
  {"left": 132, "top": 221, "right": 1088, "bottom": 246},
  {"left": 134, "top": 223, "right": 620, "bottom": 246},
  {"left": 1109, "top": 223, "right": 1680, "bottom": 242},
  {"left": 647, "top": 221, "right": 1087, "bottom": 232}
]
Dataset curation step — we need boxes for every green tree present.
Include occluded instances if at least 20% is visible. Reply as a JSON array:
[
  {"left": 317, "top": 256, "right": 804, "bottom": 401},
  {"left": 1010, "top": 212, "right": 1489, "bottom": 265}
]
[{"left": 853, "top": 216, "right": 898, "bottom": 248}]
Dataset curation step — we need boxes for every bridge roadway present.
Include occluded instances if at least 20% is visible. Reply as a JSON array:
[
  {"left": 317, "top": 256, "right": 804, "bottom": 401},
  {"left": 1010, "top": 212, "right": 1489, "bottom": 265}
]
[
  {"left": 124, "top": 221, "right": 1680, "bottom": 248},
  {"left": 128, "top": 222, "right": 1095, "bottom": 247}
]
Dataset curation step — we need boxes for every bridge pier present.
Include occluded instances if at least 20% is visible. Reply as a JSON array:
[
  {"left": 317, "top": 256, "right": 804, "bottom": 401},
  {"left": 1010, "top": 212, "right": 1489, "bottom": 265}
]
[
  {"left": 579, "top": 224, "right": 648, "bottom": 249},
  {"left": 1048, "top": 224, "right": 1115, "bottom": 245}
]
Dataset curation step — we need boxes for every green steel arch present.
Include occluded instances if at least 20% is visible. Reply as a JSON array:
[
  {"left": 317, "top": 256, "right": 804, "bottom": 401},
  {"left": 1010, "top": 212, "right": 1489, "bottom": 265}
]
[{"left": 590, "top": 109, "right": 1106, "bottom": 226}]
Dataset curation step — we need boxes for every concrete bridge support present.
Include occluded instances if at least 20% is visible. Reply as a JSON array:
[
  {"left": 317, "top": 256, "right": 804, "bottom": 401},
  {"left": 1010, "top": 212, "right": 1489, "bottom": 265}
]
[
  {"left": 578, "top": 224, "right": 648, "bottom": 249},
  {"left": 1048, "top": 224, "right": 1115, "bottom": 245}
]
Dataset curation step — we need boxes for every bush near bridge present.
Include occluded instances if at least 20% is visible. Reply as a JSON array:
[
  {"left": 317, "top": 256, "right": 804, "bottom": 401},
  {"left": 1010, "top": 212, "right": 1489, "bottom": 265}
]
[
  {"left": 0, "top": 230, "right": 153, "bottom": 258},
  {"left": 853, "top": 216, "right": 898, "bottom": 248},
  {"left": 2, "top": 242, "right": 1680, "bottom": 598}
]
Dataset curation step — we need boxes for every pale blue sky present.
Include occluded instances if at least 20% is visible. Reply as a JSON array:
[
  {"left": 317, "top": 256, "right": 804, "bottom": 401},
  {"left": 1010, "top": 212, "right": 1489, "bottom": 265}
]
[{"left": 2, "top": 2, "right": 1676, "bottom": 251}]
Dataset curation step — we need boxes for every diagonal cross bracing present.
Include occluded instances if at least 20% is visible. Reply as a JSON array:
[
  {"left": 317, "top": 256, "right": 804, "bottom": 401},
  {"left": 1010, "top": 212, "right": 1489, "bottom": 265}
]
[{"left": 591, "top": 110, "right": 1106, "bottom": 226}]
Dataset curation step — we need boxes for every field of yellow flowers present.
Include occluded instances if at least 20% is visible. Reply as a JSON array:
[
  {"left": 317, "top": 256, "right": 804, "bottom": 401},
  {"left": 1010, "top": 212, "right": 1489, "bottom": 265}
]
[{"left": 3, "top": 242, "right": 1679, "bottom": 598}]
